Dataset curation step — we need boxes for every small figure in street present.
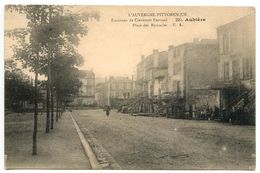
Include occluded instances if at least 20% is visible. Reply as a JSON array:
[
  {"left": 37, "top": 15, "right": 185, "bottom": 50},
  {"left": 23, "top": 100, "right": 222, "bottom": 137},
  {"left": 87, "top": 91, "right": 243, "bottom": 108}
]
[
  {"left": 207, "top": 107, "right": 213, "bottom": 120},
  {"left": 213, "top": 106, "right": 219, "bottom": 120},
  {"left": 105, "top": 105, "right": 111, "bottom": 117},
  {"left": 230, "top": 106, "right": 236, "bottom": 124},
  {"left": 200, "top": 109, "right": 206, "bottom": 120}
]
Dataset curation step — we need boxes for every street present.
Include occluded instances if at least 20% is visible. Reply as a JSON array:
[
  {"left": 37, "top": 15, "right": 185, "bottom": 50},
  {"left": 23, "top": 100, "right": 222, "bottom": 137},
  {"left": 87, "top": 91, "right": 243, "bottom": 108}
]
[
  {"left": 72, "top": 109, "right": 255, "bottom": 170},
  {"left": 4, "top": 5, "right": 256, "bottom": 171}
]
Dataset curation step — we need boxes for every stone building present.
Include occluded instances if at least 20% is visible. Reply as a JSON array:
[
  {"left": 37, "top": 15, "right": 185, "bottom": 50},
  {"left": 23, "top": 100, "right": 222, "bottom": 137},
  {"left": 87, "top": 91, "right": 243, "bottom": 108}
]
[
  {"left": 95, "top": 76, "right": 133, "bottom": 108},
  {"left": 108, "top": 76, "right": 133, "bottom": 107},
  {"left": 72, "top": 70, "right": 96, "bottom": 106},
  {"left": 95, "top": 82, "right": 106, "bottom": 107},
  {"left": 168, "top": 39, "right": 219, "bottom": 116},
  {"left": 136, "top": 50, "right": 168, "bottom": 98},
  {"left": 213, "top": 13, "right": 255, "bottom": 123}
]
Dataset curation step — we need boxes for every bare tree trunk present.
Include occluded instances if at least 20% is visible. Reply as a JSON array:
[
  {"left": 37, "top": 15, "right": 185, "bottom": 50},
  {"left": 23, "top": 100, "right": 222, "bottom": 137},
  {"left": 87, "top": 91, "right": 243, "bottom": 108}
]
[
  {"left": 46, "top": 6, "right": 53, "bottom": 133},
  {"left": 50, "top": 85, "right": 54, "bottom": 129},
  {"left": 46, "top": 53, "right": 51, "bottom": 133},
  {"left": 60, "top": 101, "right": 62, "bottom": 117},
  {"left": 32, "top": 55, "right": 39, "bottom": 155},
  {"left": 56, "top": 93, "right": 59, "bottom": 122},
  {"left": 58, "top": 98, "right": 61, "bottom": 119}
]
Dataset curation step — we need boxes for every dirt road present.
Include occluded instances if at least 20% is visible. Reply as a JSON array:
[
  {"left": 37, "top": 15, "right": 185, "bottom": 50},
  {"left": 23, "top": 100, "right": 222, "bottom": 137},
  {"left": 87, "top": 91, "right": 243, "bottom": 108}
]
[{"left": 73, "top": 109, "right": 255, "bottom": 170}]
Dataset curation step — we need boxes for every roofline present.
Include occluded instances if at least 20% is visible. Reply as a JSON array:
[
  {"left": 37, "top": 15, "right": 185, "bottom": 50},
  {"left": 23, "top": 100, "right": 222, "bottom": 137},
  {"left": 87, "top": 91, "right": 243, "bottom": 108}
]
[
  {"left": 217, "top": 13, "right": 255, "bottom": 31},
  {"left": 137, "top": 50, "right": 168, "bottom": 64}
]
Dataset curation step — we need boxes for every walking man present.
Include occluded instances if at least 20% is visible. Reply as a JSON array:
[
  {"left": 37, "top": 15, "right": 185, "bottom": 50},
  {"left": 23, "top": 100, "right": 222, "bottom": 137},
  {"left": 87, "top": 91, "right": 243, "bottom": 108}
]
[{"left": 105, "top": 105, "right": 111, "bottom": 117}]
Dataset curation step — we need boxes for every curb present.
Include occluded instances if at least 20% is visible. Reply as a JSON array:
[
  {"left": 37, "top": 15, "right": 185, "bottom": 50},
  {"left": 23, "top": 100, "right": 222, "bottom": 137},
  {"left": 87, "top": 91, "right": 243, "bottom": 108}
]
[
  {"left": 80, "top": 127, "right": 122, "bottom": 169},
  {"left": 70, "top": 112, "right": 102, "bottom": 169}
]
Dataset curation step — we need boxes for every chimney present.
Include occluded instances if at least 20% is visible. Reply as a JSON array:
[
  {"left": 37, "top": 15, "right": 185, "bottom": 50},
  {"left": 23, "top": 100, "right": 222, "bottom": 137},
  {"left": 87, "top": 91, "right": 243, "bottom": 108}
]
[
  {"left": 153, "top": 49, "right": 159, "bottom": 54},
  {"left": 168, "top": 45, "right": 174, "bottom": 50}
]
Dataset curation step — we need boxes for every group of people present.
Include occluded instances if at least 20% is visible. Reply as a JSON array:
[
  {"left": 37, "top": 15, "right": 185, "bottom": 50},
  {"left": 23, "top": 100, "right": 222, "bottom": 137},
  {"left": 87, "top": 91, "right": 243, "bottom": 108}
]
[{"left": 103, "top": 104, "right": 222, "bottom": 120}]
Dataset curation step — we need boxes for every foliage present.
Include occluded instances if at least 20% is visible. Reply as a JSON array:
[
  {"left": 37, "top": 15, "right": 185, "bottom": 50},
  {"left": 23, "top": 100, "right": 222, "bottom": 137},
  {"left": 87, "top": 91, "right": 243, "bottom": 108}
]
[
  {"left": 51, "top": 53, "right": 84, "bottom": 98},
  {"left": 5, "top": 5, "right": 98, "bottom": 74},
  {"left": 5, "top": 5, "right": 100, "bottom": 104},
  {"left": 5, "top": 59, "right": 36, "bottom": 112},
  {"left": 5, "top": 5, "right": 100, "bottom": 154}
]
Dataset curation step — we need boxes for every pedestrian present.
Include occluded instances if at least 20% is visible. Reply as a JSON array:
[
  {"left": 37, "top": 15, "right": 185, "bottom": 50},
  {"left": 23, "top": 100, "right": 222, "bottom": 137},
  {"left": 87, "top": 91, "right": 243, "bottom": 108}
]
[
  {"left": 200, "top": 109, "right": 206, "bottom": 120},
  {"left": 230, "top": 106, "right": 236, "bottom": 124},
  {"left": 105, "top": 105, "right": 111, "bottom": 117},
  {"left": 207, "top": 107, "right": 213, "bottom": 120},
  {"left": 213, "top": 106, "right": 219, "bottom": 120}
]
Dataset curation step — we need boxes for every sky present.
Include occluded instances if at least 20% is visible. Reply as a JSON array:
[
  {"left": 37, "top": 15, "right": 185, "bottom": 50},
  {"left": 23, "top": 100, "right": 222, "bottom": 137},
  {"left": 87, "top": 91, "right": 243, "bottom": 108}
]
[{"left": 4, "top": 6, "right": 254, "bottom": 79}]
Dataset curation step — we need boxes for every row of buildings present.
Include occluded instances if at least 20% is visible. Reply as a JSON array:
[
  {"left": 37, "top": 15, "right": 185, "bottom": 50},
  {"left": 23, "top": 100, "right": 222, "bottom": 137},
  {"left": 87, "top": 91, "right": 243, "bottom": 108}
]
[
  {"left": 134, "top": 13, "right": 255, "bottom": 122},
  {"left": 95, "top": 76, "right": 133, "bottom": 108},
  {"left": 70, "top": 70, "right": 134, "bottom": 109},
  {"left": 135, "top": 38, "right": 220, "bottom": 115},
  {"left": 72, "top": 13, "right": 255, "bottom": 123}
]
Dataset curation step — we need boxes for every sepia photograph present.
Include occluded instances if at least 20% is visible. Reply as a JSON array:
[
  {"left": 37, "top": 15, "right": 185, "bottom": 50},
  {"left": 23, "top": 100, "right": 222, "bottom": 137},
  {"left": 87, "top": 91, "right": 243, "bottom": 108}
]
[{"left": 3, "top": 5, "right": 255, "bottom": 170}]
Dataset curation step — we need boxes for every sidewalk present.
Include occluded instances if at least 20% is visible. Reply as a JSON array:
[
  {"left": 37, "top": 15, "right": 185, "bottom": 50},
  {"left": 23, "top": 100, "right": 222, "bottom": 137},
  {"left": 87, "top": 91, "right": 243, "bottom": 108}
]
[{"left": 5, "top": 112, "right": 91, "bottom": 169}]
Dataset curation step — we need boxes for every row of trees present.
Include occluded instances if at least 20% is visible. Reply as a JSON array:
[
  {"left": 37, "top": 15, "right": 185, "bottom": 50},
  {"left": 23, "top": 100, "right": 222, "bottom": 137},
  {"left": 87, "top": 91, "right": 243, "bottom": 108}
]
[
  {"left": 5, "top": 59, "right": 42, "bottom": 113},
  {"left": 5, "top": 5, "right": 99, "bottom": 155}
]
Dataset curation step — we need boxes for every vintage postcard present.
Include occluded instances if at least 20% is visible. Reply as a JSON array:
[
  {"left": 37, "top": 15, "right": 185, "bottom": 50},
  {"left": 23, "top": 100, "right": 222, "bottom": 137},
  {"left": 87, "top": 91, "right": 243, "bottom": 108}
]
[{"left": 4, "top": 6, "right": 255, "bottom": 170}]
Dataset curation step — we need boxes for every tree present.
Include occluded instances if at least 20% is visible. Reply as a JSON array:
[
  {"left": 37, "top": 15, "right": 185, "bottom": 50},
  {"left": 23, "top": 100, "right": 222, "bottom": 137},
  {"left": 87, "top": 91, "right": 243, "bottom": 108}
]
[
  {"left": 5, "top": 59, "right": 36, "bottom": 114},
  {"left": 52, "top": 52, "right": 85, "bottom": 109},
  {"left": 38, "top": 8, "right": 84, "bottom": 130},
  {"left": 5, "top": 5, "right": 100, "bottom": 155},
  {"left": 41, "top": 48, "right": 85, "bottom": 119},
  {"left": 35, "top": 7, "right": 99, "bottom": 129},
  {"left": 6, "top": 5, "right": 57, "bottom": 154}
]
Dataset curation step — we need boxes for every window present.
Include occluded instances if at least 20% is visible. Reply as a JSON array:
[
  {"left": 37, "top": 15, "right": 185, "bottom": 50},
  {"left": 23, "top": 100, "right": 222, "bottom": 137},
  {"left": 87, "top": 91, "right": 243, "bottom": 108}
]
[
  {"left": 219, "top": 35, "right": 223, "bottom": 54},
  {"left": 173, "top": 49, "right": 181, "bottom": 58},
  {"left": 232, "top": 60, "right": 240, "bottom": 80},
  {"left": 176, "top": 81, "right": 180, "bottom": 95},
  {"left": 161, "top": 82, "right": 167, "bottom": 92},
  {"left": 86, "top": 87, "right": 93, "bottom": 96},
  {"left": 173, "top": 63, "right": 181, "bottom": 75},
  {"left": 223, "top": 33, "right": 230, "bottom": 54},
  {"left": 241, "top": 31, "right": 247, "bottom": 49},
  {"left": 171, "top": 80, "right": 181, "bottom": 95},
  {"left": 126, "top": 83, "right": 131, "bottom": 90},
  {"left": 243, "top": 58, "right": 250, "bottom": 79},
  {"left": 224, "top": 62, "right": 230, "bottom": 81},
  {"left": 111, "top": 83, "right": 116, "bottom": 89},
  {"left": 119, "top": 83, "right": 124, "bottom": 89}
]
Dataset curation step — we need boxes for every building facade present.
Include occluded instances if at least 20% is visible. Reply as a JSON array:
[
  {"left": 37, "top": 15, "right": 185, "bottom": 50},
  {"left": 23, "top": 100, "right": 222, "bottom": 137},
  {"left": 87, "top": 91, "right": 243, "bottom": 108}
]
[
  {"left": 168, "top": 39, "right": 219, "bottom": 115},
  {"left": 108, "top": 76, "right": 133, "bottom": 108},
  {"left": 136, "top": 50, "right": 168, "bottom": 98},
  {"left": 214, "top": 13, "right": 255, "bottom": 123},
  {"left": 72, "top": 70, "right": 96, "bottom": 106},
  {"left": 95, "top": 76, "right": 133, "bottom": 108},
  {"left": 95, "top": 82, "right": 106, "bottom": 107}
]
